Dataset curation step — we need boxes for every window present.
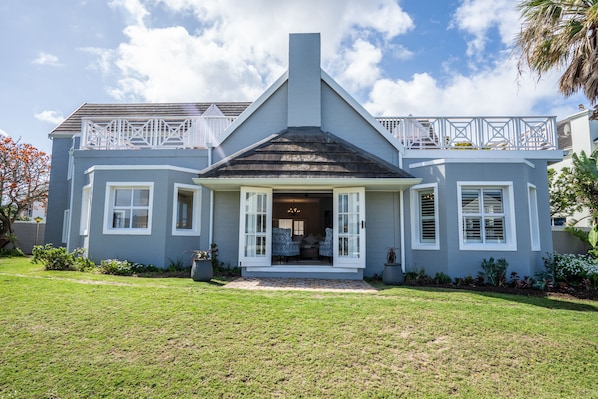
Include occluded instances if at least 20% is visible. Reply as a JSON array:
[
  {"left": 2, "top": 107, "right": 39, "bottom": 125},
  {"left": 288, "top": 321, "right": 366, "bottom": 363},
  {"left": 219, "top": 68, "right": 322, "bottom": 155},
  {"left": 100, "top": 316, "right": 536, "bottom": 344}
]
[
  {"left": 528, "top": 184, "right": 540, "bottom": 251},
  {"left": 172, "top": 183, "right": 201, "bottom": 236},
  {"left": 411, "top": 184, "right": 439, "bottom": 249},
  {"left": 80, "top": 185, "right": 91, "bottom": 235},
  {"left": 276, "top": 219, "right": 304, "bottom": 236},
  {"left": 457, "top": 182, "right": 516, "bottom": 251},
  {"left": 62, "top": 210, "right": 70, "bottom": 244},
  {"left": 103, "top": 182, "right": 153, "bottom": 235}
]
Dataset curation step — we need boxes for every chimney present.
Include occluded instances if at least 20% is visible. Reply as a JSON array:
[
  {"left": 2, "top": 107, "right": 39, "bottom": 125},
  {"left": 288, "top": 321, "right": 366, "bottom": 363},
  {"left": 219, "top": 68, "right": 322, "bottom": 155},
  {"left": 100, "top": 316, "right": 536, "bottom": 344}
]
[{"left": 287, "top": 33, "right": 321, "bottom": 127}]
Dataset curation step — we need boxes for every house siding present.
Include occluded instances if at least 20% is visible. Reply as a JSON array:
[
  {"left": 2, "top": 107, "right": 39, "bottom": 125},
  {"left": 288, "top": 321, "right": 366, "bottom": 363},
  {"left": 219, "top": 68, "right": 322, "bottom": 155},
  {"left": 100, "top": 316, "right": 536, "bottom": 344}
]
[
  {"left": 212, "top": 191, "right": 240, "bottom": 268},
  {"left": 404, "top": 158, "right": 553, "bottom": 278},
  {"left": 63, "top": 148, "right": 210, "bottom": 267},
  {"left": 44, "top": 137, "right": 72, "bottom": 246}
]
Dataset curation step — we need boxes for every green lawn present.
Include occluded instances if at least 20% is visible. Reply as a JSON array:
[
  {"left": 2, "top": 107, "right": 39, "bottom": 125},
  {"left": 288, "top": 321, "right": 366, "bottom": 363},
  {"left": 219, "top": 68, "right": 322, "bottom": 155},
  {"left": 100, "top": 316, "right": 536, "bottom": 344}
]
[{"left": 1, "top": 257, "right": 597, "bottom": 399}]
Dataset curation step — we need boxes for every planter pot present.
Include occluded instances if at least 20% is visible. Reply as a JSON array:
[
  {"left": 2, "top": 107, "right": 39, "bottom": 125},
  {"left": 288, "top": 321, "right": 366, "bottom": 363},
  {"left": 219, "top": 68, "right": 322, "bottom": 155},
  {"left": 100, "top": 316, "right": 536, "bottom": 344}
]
[
  {"left": 191, "top": 259, "right": 213, "bottom": 282},
  {"left": 383, "top": 263, "right": 404, "bottom": 285}
]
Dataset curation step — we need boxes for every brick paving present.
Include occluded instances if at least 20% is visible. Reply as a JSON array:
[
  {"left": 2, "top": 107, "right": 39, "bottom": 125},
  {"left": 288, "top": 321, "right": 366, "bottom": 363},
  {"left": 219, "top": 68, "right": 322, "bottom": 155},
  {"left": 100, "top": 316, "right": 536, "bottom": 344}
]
[{"left": 223, "top": 277, "right": 377, "bottom": 293}]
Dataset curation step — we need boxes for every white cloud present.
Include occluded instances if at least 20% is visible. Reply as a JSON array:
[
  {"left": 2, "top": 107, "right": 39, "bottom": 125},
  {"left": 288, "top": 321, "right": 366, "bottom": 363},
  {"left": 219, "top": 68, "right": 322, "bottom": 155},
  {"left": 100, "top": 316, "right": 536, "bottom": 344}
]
[
  {"left": 33, "top": 52, "right": 61, "bottom": 66},
  {"left": 101, "top": 0, "right": 415, "bottom": 102},
  {"left": 0, "top": 128, "right": 8, "bottom": 137},
  {"left": 34, "top": 110, "right": 65, "bottom": 125},
  {"left": 451, "top": 0, "right": 520, "bottom": 57},
  {"left": 364, "top": 57, "right": 562, "bottom": 117}
]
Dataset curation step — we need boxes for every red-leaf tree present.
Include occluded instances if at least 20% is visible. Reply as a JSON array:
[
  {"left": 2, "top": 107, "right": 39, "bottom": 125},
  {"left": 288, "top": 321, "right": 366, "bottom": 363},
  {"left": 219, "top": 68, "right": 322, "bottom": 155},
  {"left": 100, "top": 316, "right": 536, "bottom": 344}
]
[{"left": 0, "top": 136, "right": 50, "bottom": 249}]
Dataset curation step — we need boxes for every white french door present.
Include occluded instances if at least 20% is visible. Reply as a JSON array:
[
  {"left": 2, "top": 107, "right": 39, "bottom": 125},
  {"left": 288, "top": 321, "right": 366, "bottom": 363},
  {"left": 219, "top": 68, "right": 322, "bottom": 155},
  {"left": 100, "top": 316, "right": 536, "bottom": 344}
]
[
  {"left": 238, "top": 187, "right": 272, "bottom": 267},
  {"left": 333, "top": 187, "right": 366, "bottom": 268}
]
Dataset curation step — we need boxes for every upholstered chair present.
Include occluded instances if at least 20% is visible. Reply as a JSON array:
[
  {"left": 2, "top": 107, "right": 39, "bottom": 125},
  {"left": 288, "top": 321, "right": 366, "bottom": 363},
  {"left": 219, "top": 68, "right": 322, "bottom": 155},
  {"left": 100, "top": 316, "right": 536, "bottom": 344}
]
[
  {"left": 318, "top": 227, "right": 333, "bottom": 260},
  {"left": 271, "top": 227, "right": 300, "bottom": 259}
]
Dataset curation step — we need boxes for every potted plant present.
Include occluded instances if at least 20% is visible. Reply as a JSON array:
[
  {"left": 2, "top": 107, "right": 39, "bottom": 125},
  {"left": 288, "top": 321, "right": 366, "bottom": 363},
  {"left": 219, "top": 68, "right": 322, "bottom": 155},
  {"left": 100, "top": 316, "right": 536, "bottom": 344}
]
[
  {"left": 383, "top": 247, "right": 404, "bottom": 285},
  {"left": 190, "top": 248, "right": 213, "bottom": 282}
]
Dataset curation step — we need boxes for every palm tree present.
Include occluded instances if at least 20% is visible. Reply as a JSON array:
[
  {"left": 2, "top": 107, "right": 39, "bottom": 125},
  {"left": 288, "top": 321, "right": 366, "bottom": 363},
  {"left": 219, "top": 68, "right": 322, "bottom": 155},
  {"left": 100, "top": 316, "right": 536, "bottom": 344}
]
[{"left": 516, "top": 0, "right": 598, "bottom": 106}]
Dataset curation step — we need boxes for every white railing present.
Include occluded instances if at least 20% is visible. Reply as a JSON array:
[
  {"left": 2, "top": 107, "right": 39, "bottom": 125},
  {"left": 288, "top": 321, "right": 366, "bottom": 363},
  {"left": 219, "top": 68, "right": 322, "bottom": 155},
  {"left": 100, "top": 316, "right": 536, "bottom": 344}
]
[
  {"left": 376, "top": 116, "right": 558, "bottom": 151},
  {"left": 81, "top": 116, "right": 236, "bottom": 150}
]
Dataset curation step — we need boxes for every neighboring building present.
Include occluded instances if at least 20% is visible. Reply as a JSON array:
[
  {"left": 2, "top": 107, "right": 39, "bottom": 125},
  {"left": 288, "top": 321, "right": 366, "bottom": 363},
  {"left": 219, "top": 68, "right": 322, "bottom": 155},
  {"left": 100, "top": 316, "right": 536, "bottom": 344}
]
[
  {"left": 551, "top": 107, "right": 598, "bottom": 227},
  {"left": 44, "top": 33, "right": 562, "bottom": 280}
]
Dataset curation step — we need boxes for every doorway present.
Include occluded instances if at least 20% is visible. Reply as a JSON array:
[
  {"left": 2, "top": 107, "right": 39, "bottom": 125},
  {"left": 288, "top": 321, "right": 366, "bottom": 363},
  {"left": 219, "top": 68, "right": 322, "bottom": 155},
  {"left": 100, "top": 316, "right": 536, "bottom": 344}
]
[{"left": 272, "top": 192, "right": 332, "bottom": 264}]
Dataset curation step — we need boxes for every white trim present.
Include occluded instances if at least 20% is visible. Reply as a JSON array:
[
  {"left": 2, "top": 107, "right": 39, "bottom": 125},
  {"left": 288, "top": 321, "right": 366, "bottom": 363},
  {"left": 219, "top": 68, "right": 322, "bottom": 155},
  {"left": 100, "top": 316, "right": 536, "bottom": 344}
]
[
  {"left": 79, "top": 185, "right": 92, "bottom": 236},
  {"left": 409, "top": 158, "right": 535, "bottom": 169},
  {"left": 410, "top": 183, "right": 440, "bottom": 250},
  {"left": 399, "top": 190, "right": 406, "bottom": 272},
  {"left": 405, "top": 150, "right": 562, "bottom": 162},
  {"left": 103, "top": 182, "right": 154, "bottom": 235},
  {"left": 193, "top": 177, "right": 421, "bottom": 191},
  {"left": 457, "top": 181, "right": 517, "bottom": 251},
  {"left": 246, "top": 265, "right": 359, "bottom": 274},
  {"left": 85, "top": 165, "right": 202, "bottom": 175},
  {"left": 528, "top": 183, "right": 541, "bottom": 251},
  {"left": 172, "top": 183, "right": 202, "bottom": 236},
  {"left": 62, "top": 210, "right": 70, "bottom": 244},
  {"left": 238, "top": 187, "right": 272, "bottom": 267}
]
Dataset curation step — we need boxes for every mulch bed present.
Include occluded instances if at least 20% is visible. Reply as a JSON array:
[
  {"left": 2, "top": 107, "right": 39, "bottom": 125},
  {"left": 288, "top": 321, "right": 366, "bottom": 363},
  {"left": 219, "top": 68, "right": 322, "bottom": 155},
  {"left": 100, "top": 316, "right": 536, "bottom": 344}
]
[{"left": 420, "top": 283, "right": 598, "bottom": 301}]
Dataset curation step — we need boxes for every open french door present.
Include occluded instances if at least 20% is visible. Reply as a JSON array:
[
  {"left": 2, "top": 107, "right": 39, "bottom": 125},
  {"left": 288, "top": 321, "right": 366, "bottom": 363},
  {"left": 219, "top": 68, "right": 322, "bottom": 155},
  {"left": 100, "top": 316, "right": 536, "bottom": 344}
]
[
  {"left": 238, "top": 187, "right": 272, "bottom": 267},
  {"left": 333, "top": 187, "right": 366, "bottom": 269}
]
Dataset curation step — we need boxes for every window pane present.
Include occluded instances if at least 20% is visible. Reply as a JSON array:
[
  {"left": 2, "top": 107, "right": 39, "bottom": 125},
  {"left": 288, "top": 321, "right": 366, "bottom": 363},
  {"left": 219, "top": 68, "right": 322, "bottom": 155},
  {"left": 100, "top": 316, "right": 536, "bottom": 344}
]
[
  {"left": 484, "top": 217, "right": 505, "bottom": 242},
  {"left": 483, "top": 189, "right": 503, "bottom": 213},
  {"left": 114, "top": 189, "right": 132, "bottom": 206},
  {"left": 463, "top": 217, "right": 481, "bottom": 243},
  {"left": 461, "top": 189, "right": 480, "bottom": 213},
  {"left": 133, "top": 189, "right": 150, "bottom": 206},
  {"left": 177, "top": 190, "right": 194, "bottom": 229},
  {"left": 132, "top": 209, "right": 148, "bottom": 228}
]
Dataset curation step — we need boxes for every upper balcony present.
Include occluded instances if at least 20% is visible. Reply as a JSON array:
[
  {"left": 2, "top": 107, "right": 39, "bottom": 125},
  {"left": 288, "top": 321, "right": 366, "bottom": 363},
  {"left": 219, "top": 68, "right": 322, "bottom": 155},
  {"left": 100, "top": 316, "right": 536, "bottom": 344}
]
[
  {"left": 80, "top": 114, "right": 558, "bottom": 151},
  {"left": 80, "top": 115, "right": 236, "bottom": 150},
  {"left": 376, "top": 116, "right": 557, "bottom": 151}
]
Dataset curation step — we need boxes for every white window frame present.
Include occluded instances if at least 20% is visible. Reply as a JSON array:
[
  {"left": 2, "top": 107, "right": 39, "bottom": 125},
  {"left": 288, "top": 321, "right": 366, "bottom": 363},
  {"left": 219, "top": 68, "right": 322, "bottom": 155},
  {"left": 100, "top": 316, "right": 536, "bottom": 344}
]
[
  {"left": 62, "top": 210, "right": 70, "bottom": 244},
  {"left": 410, "top": 183, "right": 439, "bottom": 250},
  {"left": 103, "top": 182, "right": 154, "bottom": 235},
  {"left": 457, "top": 181, "right": 517, "bottom": 251},
  {"left": 528, "top": 183, "right": 540, "bottom": 251},
  {"left": 80, "top": 185, "right": 92, "bottom": 236},
  {"left": 172, "top": 183, "right": 201, "bottom": 236}
]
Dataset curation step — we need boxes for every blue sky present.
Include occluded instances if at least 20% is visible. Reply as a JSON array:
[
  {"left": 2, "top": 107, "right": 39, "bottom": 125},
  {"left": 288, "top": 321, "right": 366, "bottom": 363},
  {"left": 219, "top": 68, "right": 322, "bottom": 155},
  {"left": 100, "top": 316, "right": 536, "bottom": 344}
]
[{"left": 0, "top": 0, "right": 587, "bottom": 154}]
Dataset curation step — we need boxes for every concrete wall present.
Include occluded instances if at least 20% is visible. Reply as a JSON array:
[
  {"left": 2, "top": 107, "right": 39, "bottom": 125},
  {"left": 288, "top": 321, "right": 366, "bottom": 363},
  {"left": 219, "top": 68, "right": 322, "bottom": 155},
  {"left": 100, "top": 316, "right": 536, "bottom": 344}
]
[{"left": 12, "top": 222, "right": 46, "bottom": 254}]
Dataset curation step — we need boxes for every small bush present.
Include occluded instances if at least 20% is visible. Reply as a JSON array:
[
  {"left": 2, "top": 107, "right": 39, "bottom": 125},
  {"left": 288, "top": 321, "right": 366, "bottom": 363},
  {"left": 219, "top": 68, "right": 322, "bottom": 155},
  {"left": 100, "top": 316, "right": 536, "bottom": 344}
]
[
  {"left": 434, "top": 272, "right": 452, "bottom": 284},
  {"left": 99, "top": 259, "right": 160, "bottom": 276},
  {"left": 0, "top": 247, "right": 25, "bottom": 257},
  {"left": 31, "top": 244, "right": 93, "bottom": 271},
  {"left": 543, "top": 252, "right": 598, "bottom": 288},
  {"left": 479, "top": 257, "right": 508, "bottom": 286},
  {"left": 405, "top": 268, "right": 432, "bottom": 285}
]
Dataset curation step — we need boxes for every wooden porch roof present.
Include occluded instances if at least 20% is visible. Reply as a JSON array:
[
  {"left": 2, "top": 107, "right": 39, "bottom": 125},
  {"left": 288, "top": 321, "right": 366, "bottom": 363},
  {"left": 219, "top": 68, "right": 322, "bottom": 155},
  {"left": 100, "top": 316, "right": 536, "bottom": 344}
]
[{"left": 199, "top": 127, "right": 414, "bottom": 179}]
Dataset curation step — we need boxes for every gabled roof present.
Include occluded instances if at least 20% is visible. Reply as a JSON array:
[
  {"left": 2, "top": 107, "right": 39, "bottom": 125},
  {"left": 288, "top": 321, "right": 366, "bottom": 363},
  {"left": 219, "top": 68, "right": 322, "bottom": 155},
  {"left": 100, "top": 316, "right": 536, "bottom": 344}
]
[
  {"left": 199, "top": 127, "right": 413, "bottom": 179},
  {"left": 50, "top": 102, "right": 252, "bottom": 136}
]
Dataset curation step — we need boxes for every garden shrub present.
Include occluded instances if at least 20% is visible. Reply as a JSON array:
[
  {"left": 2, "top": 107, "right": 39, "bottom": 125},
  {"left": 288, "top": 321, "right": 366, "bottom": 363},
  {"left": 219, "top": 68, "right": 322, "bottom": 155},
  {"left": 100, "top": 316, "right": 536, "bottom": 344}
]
[
  {"left": 434, "top": 272, "right": 452, "bottom": 284},
  {"left": 545, "top": 252, "right": 598, "bottom": 287},
  {"left": 31, "top": 244, "right": 93, "bottom": 271},
  {"left": 479, "top": 257, "right": 508, "bottom": 286},
  {"left": 0, "top": 247, "right": 25, "bottom": 257},
  {"left": 99, "top": 259, "right": 160, "bottom": 276}
]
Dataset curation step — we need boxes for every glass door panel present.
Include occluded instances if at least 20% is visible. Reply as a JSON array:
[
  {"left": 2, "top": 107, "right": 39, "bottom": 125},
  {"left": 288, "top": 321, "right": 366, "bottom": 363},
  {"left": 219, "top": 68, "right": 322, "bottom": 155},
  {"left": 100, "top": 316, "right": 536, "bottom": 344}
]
[{"left": 239, "top": 187, "right": 272, "bottom": 266}]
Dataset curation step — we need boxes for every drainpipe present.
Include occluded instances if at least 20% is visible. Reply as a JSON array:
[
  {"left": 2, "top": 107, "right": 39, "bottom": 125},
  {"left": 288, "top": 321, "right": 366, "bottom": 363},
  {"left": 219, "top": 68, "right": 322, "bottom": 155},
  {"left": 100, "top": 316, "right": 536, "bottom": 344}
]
[
  {"left": 399, "top": 190, "right": 406, "bottom": 273},
  {"left": 207, "top": 143, "right": 214, "bottom": 247}
]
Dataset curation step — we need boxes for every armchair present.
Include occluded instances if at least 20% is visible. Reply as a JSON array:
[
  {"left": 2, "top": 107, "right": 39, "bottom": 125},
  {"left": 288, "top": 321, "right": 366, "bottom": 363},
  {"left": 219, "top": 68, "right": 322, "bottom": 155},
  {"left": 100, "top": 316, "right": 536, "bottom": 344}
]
[
  {"left": 272, "top": 228, "right": 300, "bottom": 260},
  {"left": 319, "top": 227, "right": 333, "bottom": 260}
]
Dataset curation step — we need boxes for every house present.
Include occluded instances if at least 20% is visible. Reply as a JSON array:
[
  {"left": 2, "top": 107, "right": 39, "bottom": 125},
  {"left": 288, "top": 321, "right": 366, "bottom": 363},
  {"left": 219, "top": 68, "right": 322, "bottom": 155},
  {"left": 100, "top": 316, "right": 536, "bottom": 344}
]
[
  {"left": 44, "top": 33, "right": 562, "bottom": 280},
  {"left": 551, "top": 107, "right": 598, "bottom": 227}
]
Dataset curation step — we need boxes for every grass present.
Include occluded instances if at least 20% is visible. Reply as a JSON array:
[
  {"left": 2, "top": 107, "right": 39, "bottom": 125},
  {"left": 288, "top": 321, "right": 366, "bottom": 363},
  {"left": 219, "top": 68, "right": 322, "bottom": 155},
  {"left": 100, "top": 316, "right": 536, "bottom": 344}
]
[{"left": 1, "top": 257, "right": 597, "bottom": 398}]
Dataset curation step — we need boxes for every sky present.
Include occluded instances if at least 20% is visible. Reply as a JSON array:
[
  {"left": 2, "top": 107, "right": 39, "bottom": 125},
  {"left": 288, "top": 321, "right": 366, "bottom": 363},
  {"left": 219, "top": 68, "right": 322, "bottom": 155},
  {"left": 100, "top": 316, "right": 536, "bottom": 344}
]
[{"left": 0, "top": 0, "right": 588, "bottom": 154}]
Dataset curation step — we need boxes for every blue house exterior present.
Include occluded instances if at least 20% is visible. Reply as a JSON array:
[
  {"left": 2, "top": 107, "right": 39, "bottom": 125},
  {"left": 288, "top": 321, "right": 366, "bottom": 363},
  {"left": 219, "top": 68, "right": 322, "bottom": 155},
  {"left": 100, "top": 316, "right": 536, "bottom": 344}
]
[{"left": 44, "top": 33, "right": 562, "bottom": 280}]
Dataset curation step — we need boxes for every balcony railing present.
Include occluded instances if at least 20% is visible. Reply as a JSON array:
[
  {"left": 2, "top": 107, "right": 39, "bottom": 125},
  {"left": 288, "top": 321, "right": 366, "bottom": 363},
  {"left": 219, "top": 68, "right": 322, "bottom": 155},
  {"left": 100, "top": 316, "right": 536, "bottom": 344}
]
[
  {"left": 80, "top": 116, "right": 236, "bottom": 150},
  {"left": 80, "top": 114, "right": 557, "bottom": 151},
  {"left": 375, "top": 116, "right": 558, "bottom": 151}
]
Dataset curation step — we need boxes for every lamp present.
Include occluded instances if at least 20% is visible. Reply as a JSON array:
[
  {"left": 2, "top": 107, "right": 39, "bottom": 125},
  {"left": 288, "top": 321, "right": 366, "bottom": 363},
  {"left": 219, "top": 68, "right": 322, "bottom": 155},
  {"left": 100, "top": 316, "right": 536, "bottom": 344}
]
[{"left": 287, "top": 201, "right": 301, "bottom": 216}]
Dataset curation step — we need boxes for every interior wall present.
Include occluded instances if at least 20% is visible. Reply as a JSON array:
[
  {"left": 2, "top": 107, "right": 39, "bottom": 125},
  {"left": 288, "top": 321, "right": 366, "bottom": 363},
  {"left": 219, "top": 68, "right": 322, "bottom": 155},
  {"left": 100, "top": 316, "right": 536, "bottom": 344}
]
[{"left": 273, "top": 194, "right": 332, "bottom": 238}]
